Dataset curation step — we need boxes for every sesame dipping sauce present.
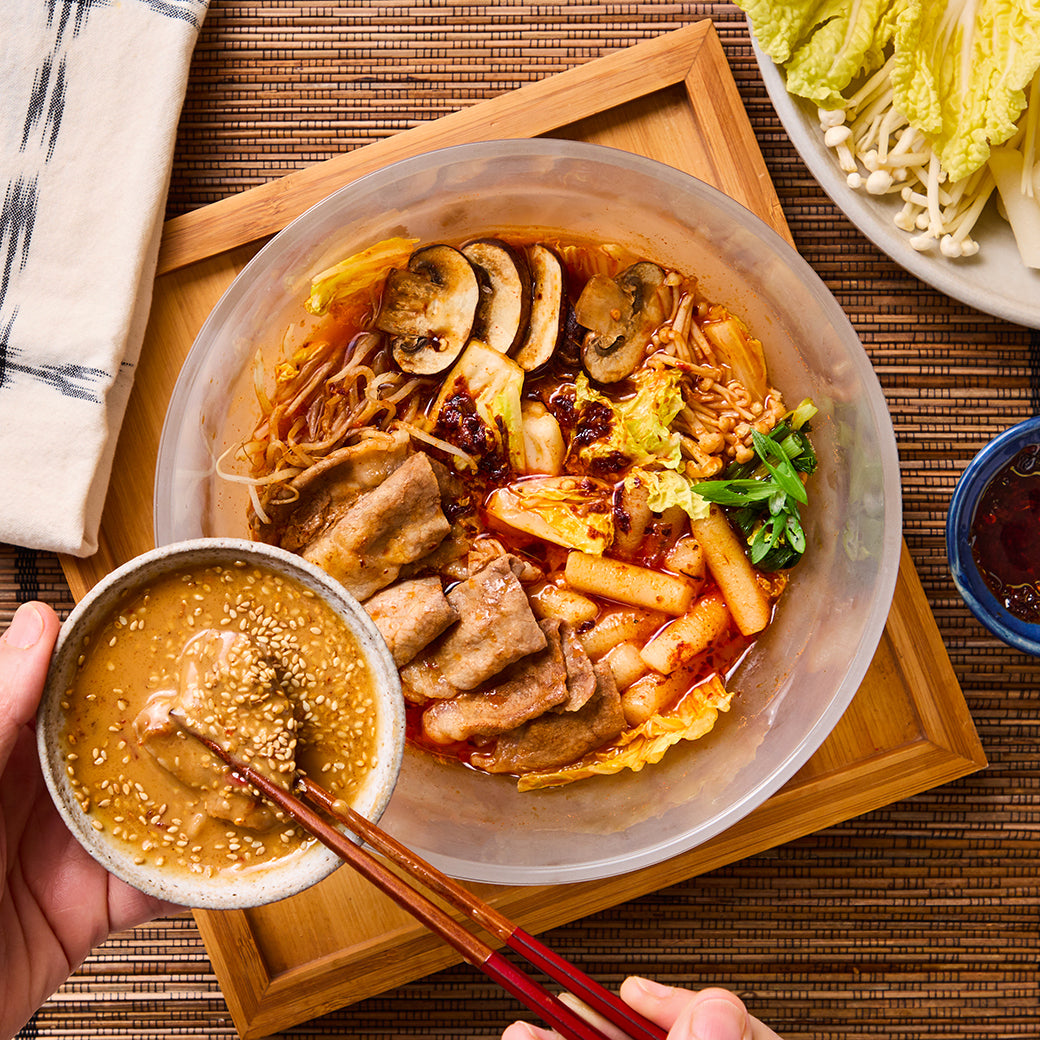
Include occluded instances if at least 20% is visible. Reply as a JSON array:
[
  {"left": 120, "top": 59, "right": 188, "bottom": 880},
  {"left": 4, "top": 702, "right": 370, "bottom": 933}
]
[{"left": 59, "top": 559, "right": 378, "bottom": 881}]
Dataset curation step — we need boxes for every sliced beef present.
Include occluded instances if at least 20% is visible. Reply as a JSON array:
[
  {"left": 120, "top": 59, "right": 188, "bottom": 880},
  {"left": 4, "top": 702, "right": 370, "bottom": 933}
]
[
  {"left": 302, "top": 452, "right": 451, "bottom": 601},
  {"left": 398, "top": 525, "right": 473, "bottom": 582},
  {"left": 364, "top": 577, "right": 458, "bottom": 667},
  {"left": 422, "top": 619, "right": 570, "bottom": 744},
  {"left": 134, "top": 630, "right": 295, "bottom": 831},
  {"left": 464, "top": 536, "right": 509, "bottom": 577},
  {"left": 465, "top": 537, "right": 544, "bottom": 582},
  {"left": 431, "top": 556, "right": 546, "bottom": 690},
  {"left": 425, "top": 454, "right": 473, "bottom": 521},
  {"left": 255, "top": 428, "right": 411, "bottom": 548},
  {"left": 399, "top": 656, "right": 461, "bottom": 705},
  {"left": 470, "top": 661, "right": 625, "bottom": 774},
  {"left": 555, "top": 622, "right": 597, "bottom": 712}
]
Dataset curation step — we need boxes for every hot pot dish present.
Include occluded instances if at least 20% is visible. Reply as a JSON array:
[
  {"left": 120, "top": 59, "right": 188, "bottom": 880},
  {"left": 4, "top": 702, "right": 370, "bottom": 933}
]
[{"left": 218, "top": 233, "right": 820, "bottom": 792}]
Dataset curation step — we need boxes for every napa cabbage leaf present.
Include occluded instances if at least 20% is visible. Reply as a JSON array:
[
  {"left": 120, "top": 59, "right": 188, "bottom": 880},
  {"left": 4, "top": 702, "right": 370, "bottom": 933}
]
[
  {"left": 892, "top": 0, "right": 1040, "bottom": 181},
  {"left": 306, "top": 236, "right": 417, "bottom": 315},
  {"left": 570, "top": 366, "right": 684, "bottom": 473},
  {"left": 485, "top": 476, "right": 614, "bottom": 554}
]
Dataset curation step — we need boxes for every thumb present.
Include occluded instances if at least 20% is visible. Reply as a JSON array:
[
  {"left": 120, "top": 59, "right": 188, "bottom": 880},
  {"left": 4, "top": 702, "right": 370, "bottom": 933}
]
[
  {"left": 0, "top": 602, "right": 61, "bottom": 767},
  {"left": 621, "top": 979, "right": 763, "bottom": 1040},
  {"left": 670, "top": 989, "right": 752, "bottom": 1040}
]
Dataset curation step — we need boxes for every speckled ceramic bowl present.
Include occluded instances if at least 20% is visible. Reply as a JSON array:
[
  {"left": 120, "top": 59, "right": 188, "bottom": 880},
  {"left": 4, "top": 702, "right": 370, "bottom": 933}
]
[
  {"left": 37, "top": 538, "right": 405, "bottom": 909},
  {"left": 947, "top": 416, "right": 1040, "bottom": 657}
]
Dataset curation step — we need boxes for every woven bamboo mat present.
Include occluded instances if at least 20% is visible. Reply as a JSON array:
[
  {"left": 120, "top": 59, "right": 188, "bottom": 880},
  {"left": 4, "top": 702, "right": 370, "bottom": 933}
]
[{"left": 7, "top": 2, "right": 1039, "bottom": 1038}]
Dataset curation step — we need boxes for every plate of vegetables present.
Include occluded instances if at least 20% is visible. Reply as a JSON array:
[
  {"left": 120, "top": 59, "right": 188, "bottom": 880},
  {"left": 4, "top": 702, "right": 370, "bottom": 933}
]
[{"left": 741, "top": 0, "right": 1040, "bottom": 329}]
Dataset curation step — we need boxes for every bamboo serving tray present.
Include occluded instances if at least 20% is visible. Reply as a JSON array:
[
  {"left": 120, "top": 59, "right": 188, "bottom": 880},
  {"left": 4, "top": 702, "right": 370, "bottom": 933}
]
[{"left": 60, "top": 22, "right": 986, "bottom": 1040}]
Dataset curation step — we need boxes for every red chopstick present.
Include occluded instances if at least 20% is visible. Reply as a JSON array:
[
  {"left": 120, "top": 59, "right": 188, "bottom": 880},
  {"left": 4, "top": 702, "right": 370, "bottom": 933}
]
[
  {"left": 298, "top": 775, "right": 665, "bottom": 1040},
  {"left": 191, "top": 731, "right": 665, "bottom": 1040}
]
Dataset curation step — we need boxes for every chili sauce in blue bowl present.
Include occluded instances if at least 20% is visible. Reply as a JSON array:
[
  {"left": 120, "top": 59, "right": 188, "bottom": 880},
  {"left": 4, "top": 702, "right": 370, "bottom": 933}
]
[{"left": 947, "top": 416, "right": 1040, "bottom": 657}]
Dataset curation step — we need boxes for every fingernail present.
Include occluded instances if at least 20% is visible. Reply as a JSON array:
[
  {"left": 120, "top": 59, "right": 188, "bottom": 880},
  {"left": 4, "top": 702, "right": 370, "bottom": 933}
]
[
  {"left": 689, "top": 996, "right": 748, "bottom": 1040},
  {"left": 629, "top": 977, "right": 676, "bottom": 999},
  {"left": 3, "top": 603, "right": 44, "bottom": 649}
]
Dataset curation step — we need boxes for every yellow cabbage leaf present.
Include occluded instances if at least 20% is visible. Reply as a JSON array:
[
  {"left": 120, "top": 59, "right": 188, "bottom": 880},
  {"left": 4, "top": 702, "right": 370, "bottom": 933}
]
[
  {"left": 306, "top": 236, "right": 417, "bottom": 315},
  {"left": 485, "top": 475, "right": 614, "bottom": 554}
]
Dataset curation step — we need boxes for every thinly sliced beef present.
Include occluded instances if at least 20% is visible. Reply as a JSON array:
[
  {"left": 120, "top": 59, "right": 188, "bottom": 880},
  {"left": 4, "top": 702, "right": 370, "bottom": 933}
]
[
  {"left": 255, "top": 428, "right": 411, "bottom": 548},
  {"left": 398, "top": 525, "right": 472, "bottom": 583},
  {"left": 431, "top": 556, "right": 545, "bottom": 690},
  {"left": 364, "top": 577, "right": 458, "bottom": 667},
  {"left": 556, "top": 622, "right": 597, "bottom": 712},
  {"left": 399, "top": 657, "right": 461, "bottom": 705},
  {"left": 424, "top": 454, "right": 472, "bottom": 518},
  {"left": 134, "top": 630, "right": 295, "bottom": 831},
  {"left": 464, "top": 537, "right": 544, "bottom": 582},
  {"left": 470, "top": 661, "right": 625, "bottom": 774},
  {"left": 302, "top": 452, "right": 450, "bottom": 600},
  {"left": 422, "top": 619, "right": 569, "bottom": 744}
]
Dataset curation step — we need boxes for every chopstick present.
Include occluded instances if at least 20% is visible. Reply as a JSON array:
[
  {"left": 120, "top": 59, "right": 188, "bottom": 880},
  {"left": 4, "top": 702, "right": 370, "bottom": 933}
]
[
  {"left": 297, "top": 775, "right": 665, "bottom": 1040},
  {"left": 190, "top": 731, "right": 665, "bottom": 1040}
]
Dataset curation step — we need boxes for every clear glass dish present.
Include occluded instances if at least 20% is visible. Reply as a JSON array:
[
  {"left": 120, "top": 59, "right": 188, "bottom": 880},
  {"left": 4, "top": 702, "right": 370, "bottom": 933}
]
[{"left": 154, "top": 139, "right": 902, "bottom": 884}]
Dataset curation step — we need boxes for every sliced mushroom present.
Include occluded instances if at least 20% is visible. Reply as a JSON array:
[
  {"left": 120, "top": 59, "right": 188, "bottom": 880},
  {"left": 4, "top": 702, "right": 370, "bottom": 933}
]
[
  {"left": 375, "top": 244, "right": 480, "bottom": 374},
  {"left": 579, "top": 261, "right": 671, "bottom": 383},
  {"left": 513, "top": 244, "right": 566, "bottom": 371},
  {"left": 462, "top": 238, "right": 532, "bottom": 356}
]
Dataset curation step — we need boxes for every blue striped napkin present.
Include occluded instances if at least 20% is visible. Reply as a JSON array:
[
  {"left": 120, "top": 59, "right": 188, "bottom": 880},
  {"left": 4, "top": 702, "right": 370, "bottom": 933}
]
[{"left": 0, "top": 0, "right": 208, "bottom": 556}]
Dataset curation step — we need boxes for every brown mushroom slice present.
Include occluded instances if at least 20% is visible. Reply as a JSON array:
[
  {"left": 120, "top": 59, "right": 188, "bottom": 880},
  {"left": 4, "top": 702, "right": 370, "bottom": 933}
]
[
  {"left": 375, "top": 244, "right": 480, "bottom": 374},
  {"left": 513, "top": 243, "right": 566, "bottom": 371},
  {"left": 462, "top": 238, "right": 532, "bottom": 355},
  {"left": 579, "top": 261, "right": 671, "bottom": 383}
]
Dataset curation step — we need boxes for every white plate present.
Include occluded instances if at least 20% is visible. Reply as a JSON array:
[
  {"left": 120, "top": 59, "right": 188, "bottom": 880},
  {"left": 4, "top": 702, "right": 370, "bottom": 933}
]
[{"left": 752, "top": 38, "right": 1040, "bottom": 330}]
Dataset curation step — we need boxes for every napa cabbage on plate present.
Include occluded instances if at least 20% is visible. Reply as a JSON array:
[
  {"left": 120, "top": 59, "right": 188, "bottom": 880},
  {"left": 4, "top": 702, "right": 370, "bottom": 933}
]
[{"left": 739, "top": 0, "right": 1040, "bottom": 265}]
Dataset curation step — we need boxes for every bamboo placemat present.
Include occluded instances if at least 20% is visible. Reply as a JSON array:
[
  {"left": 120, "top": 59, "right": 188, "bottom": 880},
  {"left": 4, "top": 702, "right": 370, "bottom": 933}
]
[{"left": 8, "top": 3, "right": 1038, "bottom": 1039}]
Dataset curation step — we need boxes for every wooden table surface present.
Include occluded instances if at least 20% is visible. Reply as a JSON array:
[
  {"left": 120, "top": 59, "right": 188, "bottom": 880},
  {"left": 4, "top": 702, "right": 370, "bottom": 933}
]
[{"left": 6, "top": 4, "right": 1038, "bottom": 1039}]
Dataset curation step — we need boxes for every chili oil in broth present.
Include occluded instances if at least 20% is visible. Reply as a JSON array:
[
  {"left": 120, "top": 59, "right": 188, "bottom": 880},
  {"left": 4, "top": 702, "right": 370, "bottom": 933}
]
[
  {"left": 59, "top": 560, "right": 378, "bottom": 879},
  {"left": 234, "top": 231, "right": 796, "bottom": 784},
  {"left": 316, "top": 237, "right": 778, "bottom": 770}
]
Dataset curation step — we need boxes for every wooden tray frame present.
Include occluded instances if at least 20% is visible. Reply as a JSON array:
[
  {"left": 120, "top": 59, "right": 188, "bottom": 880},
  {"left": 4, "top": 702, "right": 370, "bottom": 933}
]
[{"left": 60, "top": 22, "right": 986, "bottom": 1040}]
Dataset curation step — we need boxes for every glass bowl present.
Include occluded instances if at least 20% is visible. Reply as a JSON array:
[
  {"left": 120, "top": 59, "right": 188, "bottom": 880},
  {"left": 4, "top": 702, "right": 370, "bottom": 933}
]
[
  {"left": 154, "top": 139, "right": 902, "bottom": 884},
  {"left": 947, "top": 415, "right": 1040, "bottom": 656},
  {"left": 37, "top": 538, "right": 405, "bottom": 909}
]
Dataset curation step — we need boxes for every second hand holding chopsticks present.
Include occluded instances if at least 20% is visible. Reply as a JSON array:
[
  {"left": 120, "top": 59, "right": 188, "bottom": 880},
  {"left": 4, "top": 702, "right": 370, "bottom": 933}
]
[{"left": 191, "top": 731, "right": 665, "bottom": 1040}]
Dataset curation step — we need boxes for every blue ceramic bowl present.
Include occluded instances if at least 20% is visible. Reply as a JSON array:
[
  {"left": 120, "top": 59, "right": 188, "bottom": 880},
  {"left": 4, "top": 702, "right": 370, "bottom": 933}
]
[{"left": 947, "top": 415, "right": 1040, "bottom": 656}]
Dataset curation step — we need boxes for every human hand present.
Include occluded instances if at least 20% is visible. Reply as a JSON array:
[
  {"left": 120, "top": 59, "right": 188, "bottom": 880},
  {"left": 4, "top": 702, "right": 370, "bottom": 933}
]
[
  {"left": 502, "top": 977, "right": 783, "bottom": 1040},
  {"left": 0, "top": 602, "right": 180, "bottom": 1040}
]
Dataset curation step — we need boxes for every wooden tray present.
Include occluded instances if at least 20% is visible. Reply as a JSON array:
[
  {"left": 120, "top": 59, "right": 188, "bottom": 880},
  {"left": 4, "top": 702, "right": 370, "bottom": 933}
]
[{"left": 60, "top": 22, "right": 986, "bottom": 1040}]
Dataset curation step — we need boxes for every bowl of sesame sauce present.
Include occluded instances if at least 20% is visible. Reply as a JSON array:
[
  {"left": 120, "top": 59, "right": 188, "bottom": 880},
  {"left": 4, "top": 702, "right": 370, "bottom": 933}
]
[
  {"left": 36, "top": 539, "right": 405, "bottom": 909},
  {"left": 947, "top": 416, "right": 1040, "bottom": 657}
]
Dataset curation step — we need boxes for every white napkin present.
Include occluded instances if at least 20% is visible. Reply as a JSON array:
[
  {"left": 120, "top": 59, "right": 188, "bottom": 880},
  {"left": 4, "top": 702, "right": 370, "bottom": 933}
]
[{"left": 0, "top": 0, "right": 208, "bottom": 557}]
